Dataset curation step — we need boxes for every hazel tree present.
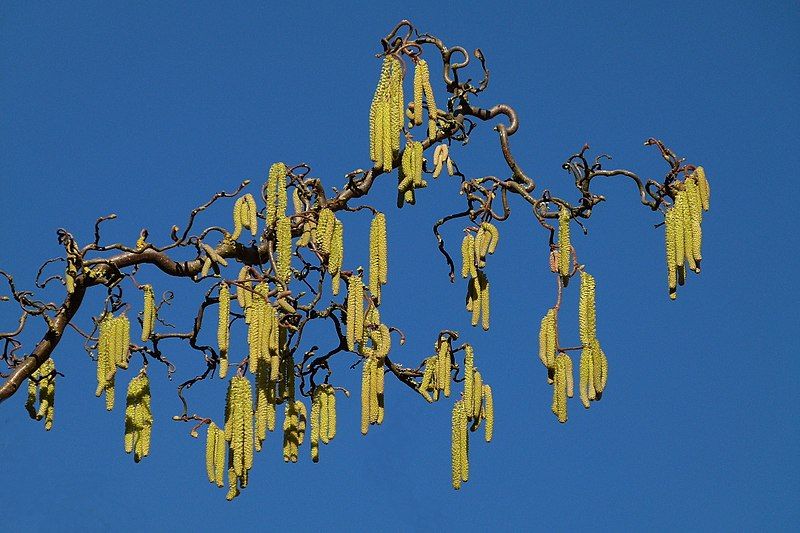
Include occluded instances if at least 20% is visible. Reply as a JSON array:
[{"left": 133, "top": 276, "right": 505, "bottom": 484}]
[{"left": 0, "top": 20, "right": 710, "bottom": 499}]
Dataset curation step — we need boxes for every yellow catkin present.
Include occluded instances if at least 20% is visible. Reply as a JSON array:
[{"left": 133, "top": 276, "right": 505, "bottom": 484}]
[
  {"left": 217, "top": 283, "right": 230, "bottom": 378},
  {"left": 141, "top": 284, "right": 155, "bottom": 341},
  {"left": 579, "top": 346, "right": 591, "bottom": 408},
  {"left": 546, "top": 308, "right": 558, "bottom": 369},
  {"left": 276, "top": 215, "right": 293, "bottom": 284},
  {"left": 370, "top": 358, "right": 381, "bottom": 424},
  {"left": 236, "top": 266, "right": 252, "bottom": 315},
  {"left": 232, "top": 197, "right": 244, "bottom": 240},
  {"left": 390, "top": 57, "right": 404, "bottom": 153},
  {"left": 558, "top": 206, "right": 571, "bottom": 277},
  {"left": 326, "top": 385, "right": 336, "bottom": 441},
  {"left": 413, "top": 59, "right": 425, "bottom": 126},
  {"left": 347, "top": 275, "right": 364, "bottom": 352},
  {"left": 463, "top": 344, "right": 475, "bottom": 419},
  {"left": 479, "top": 270, "right": 490, "bottom": 331},
  {"left": 370, "top": 57, "right": 392, "bottom": 164},
  {"left": 418, "top": 60, "right": 438, "bottom": 140},
  {"left": 310, "top": 389, "right": 321, "bottom": 462},
  {"left": 315, "top": 208, "right": 335, "bottom": 254},
  {"left": 665, "top": 208, "right": 678, "bottom": 299},
  {"left": 26, "top": 369, "right": 38, "bottom": 419},
  {"left": 436, "top": 338, "right": 450, "bottom": 398},
  {"left": 472, "top": 370, "right": 483, "bottom": 420},
  {"left": 369, "top": 213, "right": 388, "bottom": 303},
  {"left": 254, "top": 364, "right": 270, "bottom": 451},
  {"left": 673, "top": 193, "right": 685, "bottom": 273},
  {"left": 382, "top": 61, "right": 396, "bottom": 171},
  {"left": 451, "top": 399, "right": 468, "bottom": 490},
  {"left": 206, "top": 422, "right": 218, "bottom": 484},
  {"left": 483, "top": 384, "right": 494, "bottom": 443},
  {"left": 685, "top": 177, "right": 703, "bottom": 269},
  {"left": 329, "top": 218, "right": 344, "bottom": 296},
  {"left": 538, "top": 311, "right": 552, "bottom": 369},
  {"left": 214, "top": 425, "right": 225, "bottom": 487},
  {"left": 694, "top": 166, "right": 710, "bottom": 211},
  {"left": 361, "top": 357, "right": 373, "bottom": 435},
  {"left": 678, "top": 190, "right": 697, "bottom": 272},
  {"left": 266, "top": 162, "right": 287, "bottom": 228},
  {"left": 469, "top": 275, "right": 481, "bottom": 326},
  {"left": 419, "top": 357, "right": 435, "bottom": 403},
  {"left": 460, "top": 234, "right": 472, "bottom": 279},
  {"left": 552, "top": 354, "right": 568, "bottom": 423},
  {"left": 244, "top": 193, "right": 258, "bottom": 237},
  {"left": 318, "top": 386, "right": 330, "bottom": 445},
  {"left": 592, "top": 339, "right": 608, "bottom": 394},
  {"left": 483, "top": 222, "right": 500, "bottom": 255}
]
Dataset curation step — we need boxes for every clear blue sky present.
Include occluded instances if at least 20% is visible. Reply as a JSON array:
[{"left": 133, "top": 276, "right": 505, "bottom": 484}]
[{"left": 1, "top": 2, "right": 797, "bottom": 531}]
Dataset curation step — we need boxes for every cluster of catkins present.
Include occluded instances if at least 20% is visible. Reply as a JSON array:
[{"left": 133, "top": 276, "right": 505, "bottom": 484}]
[
  {"left": 370, "top": 54, "right": 446, "bottom": 207},
  {"left": 25, "top": 358, "right": 56, "bottom": 430},
  {"left": 95, "top": 312, "right": 131, "bottom": 410},
  {"left": 536, "top": 205, "right": 610, "bottom": 422},
  {"left": 664, "top": 166, "right": 710, "bottom": 299},
  {"left": 124, "top": 372, "right": 152, "bottom": 462},
  {"left": 450, "top": 344, "right": 494, "bottom": 490},
  {"left": 461, "top": 222, "right": 500, "bottom": 331}
]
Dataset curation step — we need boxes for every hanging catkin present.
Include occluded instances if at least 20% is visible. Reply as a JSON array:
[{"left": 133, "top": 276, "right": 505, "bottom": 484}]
[
  {"left": 483, "top": 384, "right": 494, "bottom": 443},
  {"left": 451, "top": 399, "right": 468, "bottom": 490},
  {"left": 346, "top": 275, "right": 364, "bottom": 351},
  {"left": 217, "top": 282, "right": 230, "bottom": 378},
  {"left": 329, "top": 218, "right": 344, "bottom": 296},
  {"left": 464, "top": 344, "right": 475, "bottom": 419},
  {"left": 276, "top": 215, "right": 293, "bottom": 284},
  {"left": 369, "top": 212, "right": 388, "bottom": 303},
  {"left": 558, "top": 206, "right": 571, "bottom": 278},
  {"left": 266, "top": 162, "right": 287, "bottom": 228},
  {"left": 141, "top": 284, "right": 155, "bottom": 341},
  {"left": 665, "top": 207, "right": 678, "bottom": 300},
  {"left": 693, "top": 166, "right": 711, "bottom": 211}
]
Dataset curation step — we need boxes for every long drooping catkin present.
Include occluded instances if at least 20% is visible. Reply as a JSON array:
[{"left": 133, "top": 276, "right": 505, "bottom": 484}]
[
  {"left": 329, "top": 219, "right": 344, "bottom": 296},
  {"left": 451, "top": 400, "right": 468, "bottom": 490},
  {"left": 579, "top": 272, "right": 596, "bottom": 345},
  {"left": 464, "top": 344, "right": 475, "bottom": 418},
  {"left": 665, "top": 207, "right": 678, "bottom": 300},
  {"left": 217, "top": 282, "right": 230, "bottom": 378},
  {"left": 361, "top": 357, "right": 373, "bottom": 435},
  {"left": 677, "top": 190, "right": 696, "bottom": 272},
  {"left": 346, "top": 275, "right": 364, "bottom": 351},
  {"left": 266, "top": 162, "right": 287, "bottom": 228},
  {"left": 558, "top": 206, "right": 571, "bottom": 277},
  {"left": 467, "top": 270, "right": 490, "bottom": 330},
  {"left": 276, "top": 215, "right": 293, "bottom": 284},
  {"left": 417, "top": 59, "right": 439, "bottom": 140},
  {"left": 693, "top": 166, "right": 710, "bottom": 211},
  {"left": 685, "top": 177, "right": 703, "bottom": 269},
  {"left": 483, "top": 384, "right": 493, "bottom": 443},
  {"left": 124, "top": 372, "right": 152, "bottom": 462},
  {"left": 368, "top": 213, "right": 388, "bottom": 303},
  {"left": 538, "top": 308, "right": 557, "bottom": 372},
  {"left": 141, "top": 285, "right": 155, "bottom": 342},
  {"left": 461, "top": 234, "right": 474, "bottom": 279}
]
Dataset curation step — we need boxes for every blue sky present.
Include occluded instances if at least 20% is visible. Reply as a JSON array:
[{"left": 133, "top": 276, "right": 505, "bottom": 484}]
[{"left": 1, "top": 1, "right": 797, "bottom": 531}]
